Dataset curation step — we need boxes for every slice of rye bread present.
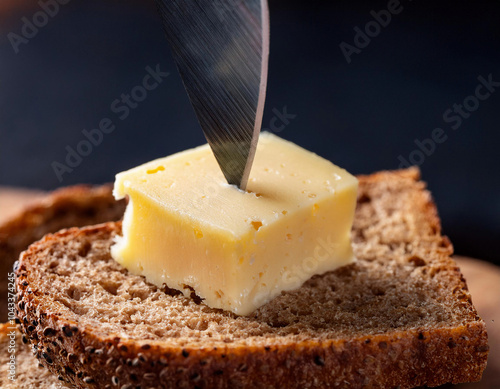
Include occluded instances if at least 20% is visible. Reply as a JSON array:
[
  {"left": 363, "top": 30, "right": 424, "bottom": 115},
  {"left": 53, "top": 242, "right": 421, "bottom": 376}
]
[
  {"left": 0, "top": 185, "right": 126, "bottom": 321},
  {"left": 0, "top": 323, "right": 64, "bottom": 388},
  {"left": 14, "top": 168, "right": 489, "bottom": 389}
]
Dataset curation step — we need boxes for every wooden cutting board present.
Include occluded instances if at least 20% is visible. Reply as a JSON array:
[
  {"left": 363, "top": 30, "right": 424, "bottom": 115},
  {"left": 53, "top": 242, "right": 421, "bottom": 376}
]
[{"left": 1, "top": 187, "right": 499, "bottom": 388}]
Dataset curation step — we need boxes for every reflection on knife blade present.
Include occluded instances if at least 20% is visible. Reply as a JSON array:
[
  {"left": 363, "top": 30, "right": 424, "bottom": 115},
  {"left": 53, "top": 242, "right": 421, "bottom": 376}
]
[{"left": 154, "top": 0, "right": 269, "bottom": 190}]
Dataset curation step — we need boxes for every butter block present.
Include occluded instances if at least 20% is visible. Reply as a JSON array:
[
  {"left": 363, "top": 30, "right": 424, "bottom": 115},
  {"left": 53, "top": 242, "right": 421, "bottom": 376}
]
[{"left": 111, "top": 133, "right": 358, "bottom": 315}]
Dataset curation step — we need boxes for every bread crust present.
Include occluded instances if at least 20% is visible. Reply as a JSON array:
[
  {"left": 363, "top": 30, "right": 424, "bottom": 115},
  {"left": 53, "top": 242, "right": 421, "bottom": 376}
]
[
  {"left": 0, "top": 184, "right": 125, "bottom": 321},
  {"left": 0, "top": 322, "right": 63, "bottom": 388},
  {"left": 15, "top": 169, "right": 489, "bottom": 389}
]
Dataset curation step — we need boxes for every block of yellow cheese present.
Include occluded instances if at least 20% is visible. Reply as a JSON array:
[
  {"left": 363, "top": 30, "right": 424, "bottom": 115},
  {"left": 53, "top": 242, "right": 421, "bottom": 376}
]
[{"left": 111, "top": 133, "right": 358, "bottom": 315}]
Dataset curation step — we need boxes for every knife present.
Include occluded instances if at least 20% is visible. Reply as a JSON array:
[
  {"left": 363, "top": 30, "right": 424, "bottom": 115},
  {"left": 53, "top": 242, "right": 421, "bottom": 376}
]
[{"left": 154, "top": 0, "right": 270, "bottom": 190}]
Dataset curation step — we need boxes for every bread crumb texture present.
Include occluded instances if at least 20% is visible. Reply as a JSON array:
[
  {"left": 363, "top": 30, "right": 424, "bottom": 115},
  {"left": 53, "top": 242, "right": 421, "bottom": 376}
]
[
  {"left": 15, "top": 168, "right": 488, "bottom": 389},
  {"left": 0, "top": 184, "right": 126, "bottom": 321}
]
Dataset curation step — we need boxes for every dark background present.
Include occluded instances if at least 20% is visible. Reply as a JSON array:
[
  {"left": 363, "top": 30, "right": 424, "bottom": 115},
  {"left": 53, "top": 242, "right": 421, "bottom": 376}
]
[{"left": 0, "top": 0, "right": 499, "bottom": 264}]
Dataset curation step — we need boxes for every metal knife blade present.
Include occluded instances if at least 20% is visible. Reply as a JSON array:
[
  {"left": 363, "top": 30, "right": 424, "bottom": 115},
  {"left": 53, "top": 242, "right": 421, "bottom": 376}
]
[{"left": 154, "top": 0, "right": 269, "bottom": 190}]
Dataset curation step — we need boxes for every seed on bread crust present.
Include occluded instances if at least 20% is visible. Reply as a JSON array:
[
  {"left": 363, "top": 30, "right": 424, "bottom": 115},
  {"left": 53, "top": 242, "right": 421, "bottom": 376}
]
[{"left": 43, "top": 327, "right": 56, "bottom": 337}]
